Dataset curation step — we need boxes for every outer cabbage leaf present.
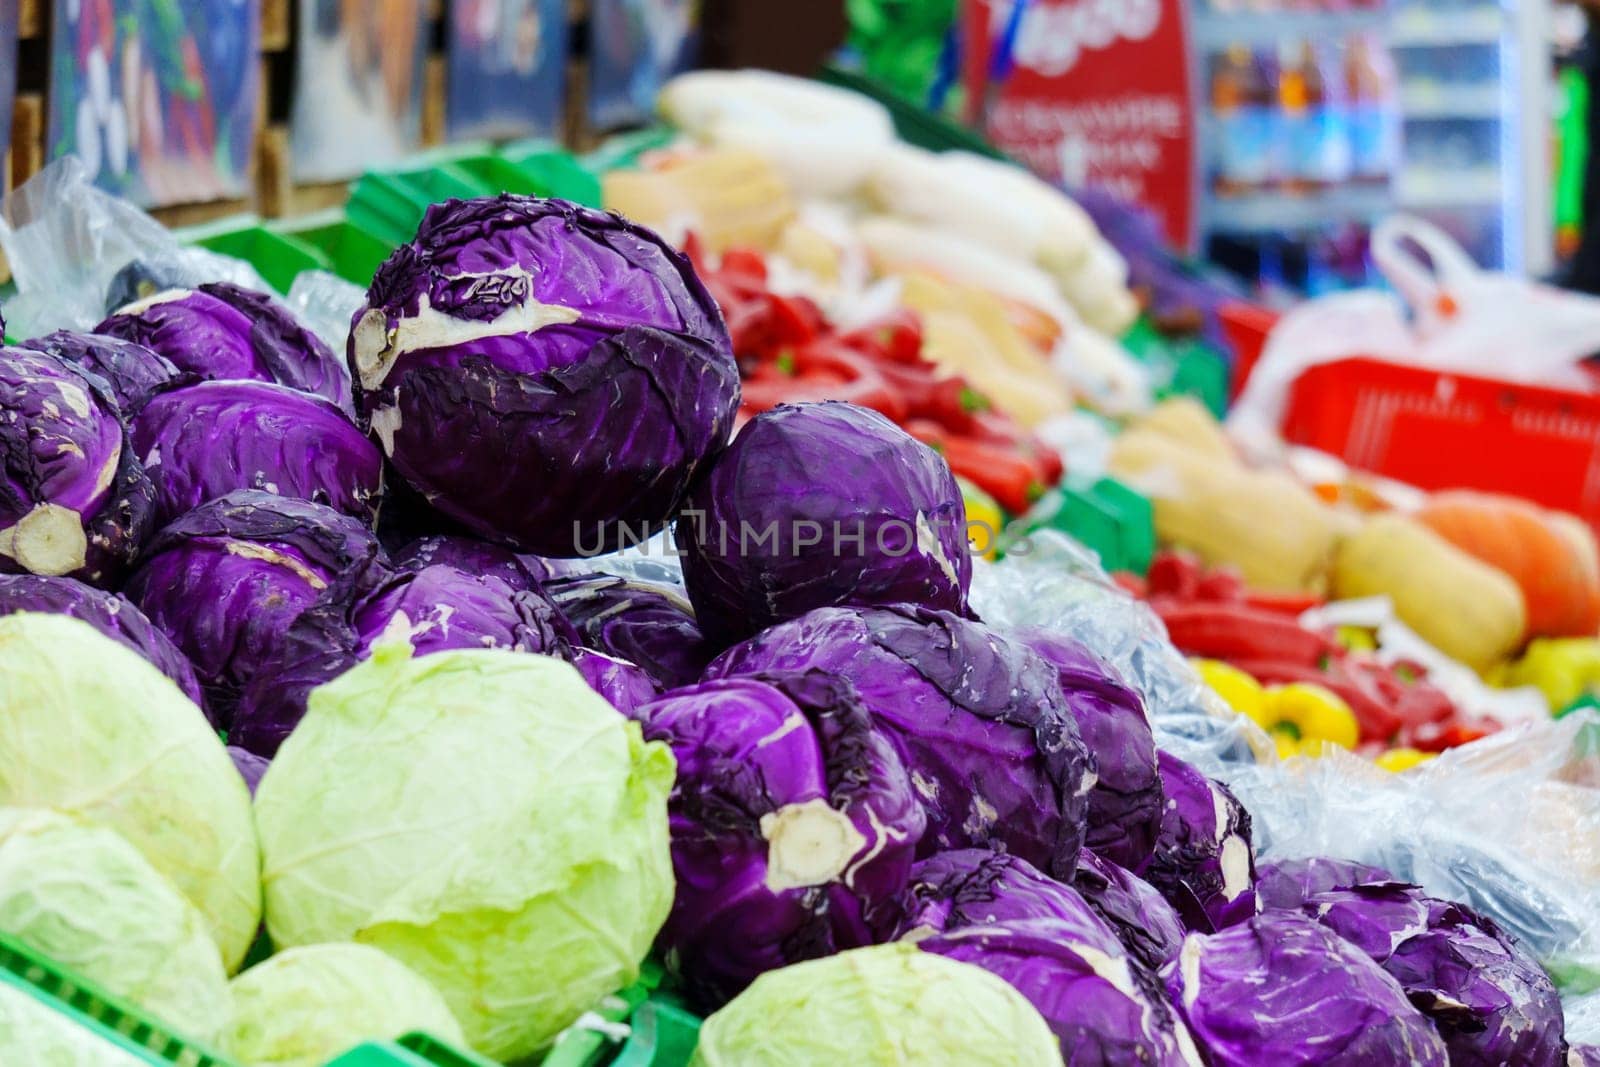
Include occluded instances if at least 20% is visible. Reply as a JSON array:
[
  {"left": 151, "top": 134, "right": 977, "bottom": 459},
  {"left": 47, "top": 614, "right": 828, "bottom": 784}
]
[
  {"left": 547, "top": 572, "right": 713, "bottom": 688},
  {"left": 124, "top": 490, "right": 384, "bottom": 724},
  {"left": 0, "top": 348, "right": 155, "bottom": 584},
  {"left": 97, "top": 283, "right": 353, "bottom": 414},
  {"left": 1139, "top": 751, "right": 1256, "bottom": 932},
  {"left": 1072, "top": 848, "right": 1188, "bottom": 972},
  {"left": 254, "top": 642, "right": 675, "bottom": 1060},
  {"left": 0, "top": 809, "right": 230, "bottom": 1041},
  {"left": 0, "top": 574, "right": 204, "bottom": 708},
  {"left": 921, "top": 918, "right": 1202, "bottom": 1067},
  {"left": 20, "top": 329, "right": 184, "bottom": 415},
  {"left": 1022, "top": 628, "right": 1162, "bottom": 870},
  {"left": 0, "top": 981, "right": 150, "bottom": 1066},
  {"left": 1304, "top": 883, "right": 1566, "bottom": 1067},
  {"left": 706, "top": 604, "right": 1094, "bottom": 879},
  {"left": 571, "top": 648, "right": 660, "bottom": 715},
  {"left": 1162, "top": 911, "right": 1449, "bottom": 1066},
  {"left": 348, "top": 195, "right": 738, "bottom": 556},
  {"left": 392, "top": 533, "right": 566, "bottom": 588},
  {"left": 690, "top": 943, "right": 1064, "bottom": 1067},
  {"left": 0, "top": 614, "right": 260, "bottom": 972},
  {"left": 130, "top": 380, "right": 382, "bottom": 528},
  {"left": 220, "top": 943, "right": 464, "bottom": 1067},
  {"left": 231, "top": 562, "right": 574, "bottom": 755},
  {"left": 635, "top": 672, "right": 925, "bottom": 1008},
  {"left": 681, "top": 402, "right": 970, "bottom": 644},
  {"left": 889, "top": 850, "right": 1099, "bottom": 941},
  {"left": 1255, "top": 856, "right": 1395, "bottom": 912}
]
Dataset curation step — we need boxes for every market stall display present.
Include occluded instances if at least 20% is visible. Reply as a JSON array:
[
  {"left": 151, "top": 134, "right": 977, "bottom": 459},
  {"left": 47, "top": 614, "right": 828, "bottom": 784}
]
[{"left": 0, "top": 59, "right": 1598, "bottom": 1067}]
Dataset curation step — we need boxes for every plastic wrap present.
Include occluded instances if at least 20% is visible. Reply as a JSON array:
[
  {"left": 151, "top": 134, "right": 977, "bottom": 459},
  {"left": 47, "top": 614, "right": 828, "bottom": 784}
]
[
  {"left": 1218, "top": 712, "right": 1600, "bottom": 1010},
  {"left": 0, "top": 159, "right": 270, "bottom": 338},
  {"left": 284, "top": 270, "right": 366, "bottom": 353},
  {"left": 972, "top": 530, "right": 1271, "bottom": 776}
]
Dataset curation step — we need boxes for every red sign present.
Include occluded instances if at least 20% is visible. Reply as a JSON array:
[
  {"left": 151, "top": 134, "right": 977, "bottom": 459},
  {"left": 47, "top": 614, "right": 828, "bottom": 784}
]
[{"left": 964, "top": 0, "right": 1197, "bottom": 250}]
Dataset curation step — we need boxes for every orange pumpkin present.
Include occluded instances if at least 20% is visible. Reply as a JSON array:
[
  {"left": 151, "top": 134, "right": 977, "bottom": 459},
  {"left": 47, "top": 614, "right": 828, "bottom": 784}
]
[{"left": 1416, "top": 491, "right": 1600, "bottom": 640}]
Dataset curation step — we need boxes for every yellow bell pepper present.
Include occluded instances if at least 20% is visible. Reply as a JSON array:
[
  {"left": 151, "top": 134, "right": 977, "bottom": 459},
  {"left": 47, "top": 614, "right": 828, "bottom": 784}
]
[
  {"left": 1375, "top": 748, "right": 1436, "bottom": 773},
  {"left": 958, "top": 478, "right": 1004, "bottom": 560},
  {"left": 1337, "top": 625, "right": 1378, "bottom": 654},
  {"left": 1254, "top": 683, "right": 1360, "bottom": 751},
  {"left": 1501, "top": 638, "right": 1600, "bottom": 714},
  {"left": 1193, "top": 659, "right": 1266, "bottom": 721}
]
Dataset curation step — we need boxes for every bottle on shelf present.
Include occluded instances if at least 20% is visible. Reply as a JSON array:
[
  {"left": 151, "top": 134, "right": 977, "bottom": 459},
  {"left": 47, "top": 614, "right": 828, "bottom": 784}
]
[
  {"left": 1211, "top": 43, "right": 1277, "bottom": 196},
  {"left": 1346, "top": 32, "right": 1400, "bottom": 184},
  {"left": 1280, "top": 39, "right": 1351, "bottom": 193}
]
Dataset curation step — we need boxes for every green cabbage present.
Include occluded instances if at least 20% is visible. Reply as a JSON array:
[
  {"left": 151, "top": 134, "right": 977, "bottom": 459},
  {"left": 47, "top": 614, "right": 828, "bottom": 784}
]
[
  {"left": 256, "top": 641, "right": 675, "bottom": 1061},
  {"left": 220, "top": 944, "right": 463, "bottom": 1067},
  {"left": 0, "top": 980, "right": 150, "bottom": 1066},
  {"left": 0, "top": 809, "right": 230, "bottom": 1042},
  {"left": 691, "top": 943, "right": 1066, "bottom": 1067},
  {"left": 0, "top": 613, "right": 261, "bottom": 972}
]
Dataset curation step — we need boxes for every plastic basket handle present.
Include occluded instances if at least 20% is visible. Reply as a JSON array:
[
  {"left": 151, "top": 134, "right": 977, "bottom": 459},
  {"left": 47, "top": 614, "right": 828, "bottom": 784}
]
[{"left": 1371, "top": 215, "right": 1481, "bottom": 320}]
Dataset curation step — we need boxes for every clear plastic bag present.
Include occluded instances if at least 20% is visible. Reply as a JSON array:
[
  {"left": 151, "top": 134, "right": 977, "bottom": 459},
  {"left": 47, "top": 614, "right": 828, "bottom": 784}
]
[
  {"left": 972, "top": 529, "right": 1270, "bottom": 775},
  {"left": 0, "top": 158, "right": 269, "bottom": 338},
  {"left": 285, "top": 270, "right": 367, "bottom": 353},
  {"left": 1220, "top": 712, "right": 1600, "bottom": 997}
]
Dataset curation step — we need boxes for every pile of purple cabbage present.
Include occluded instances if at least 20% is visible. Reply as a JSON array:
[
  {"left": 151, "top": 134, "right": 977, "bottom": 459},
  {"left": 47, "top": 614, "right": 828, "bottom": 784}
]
[{"left": 0, "top": 194, "right": 1585, "bottom": 1065}]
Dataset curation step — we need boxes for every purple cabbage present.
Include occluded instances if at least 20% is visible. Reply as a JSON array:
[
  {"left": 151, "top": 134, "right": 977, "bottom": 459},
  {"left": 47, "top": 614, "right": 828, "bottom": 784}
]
[
  {"left": 1572, "top": 1047, "right": 1600, "bottom": 1067},
  {"left": 570, "top": 647, "right": 659, "bottom": 715},
  {"left": 122, "top": 491, "right": 385, "bottom": 726},
  {"left": 130, "top": 380, "right": 383, "bottom": 528},
  {"left": 545, "top": 573, "right": 713, "bottom": 688},
  {"left": 706, "top": 604, "right": 1094, "bottom": 880},
  {"left": 19, "top": 330, "right": 184, "bottom": 415},
  {"left": 230, "top": 562, "right": 575, "bottom": 755},
  {"left": 96, "top": 283, "right": 354, "bottom": 415},
  {"left": 1071, "top": 848, "right": 1187, "bottom": 973},
  {"left": 1162, "top": 911, "right": 1449, "bottom": 1066},
  {"left": 0, "top": 573, "right": 204, "bottom": 708},
  {"left": 1021, "top": 629, "right": 1162, "bottom": 871},
  {"left": 392, "top": 534, "right": 566, "bottom": 589},
  {"left": 1303, "top": 884, "right": 1567, "bottom": 1067},
  {"left": 681, "top": 402, "right": 971, "bottom": 645},
  {"left": 1255, "top": 856, "right": 1395, "bottom": 912},
  {"left": 0, "top": 348, "right": 155, "bottom": 585},
  {"left": 347, "top": 195, "right": 738, "bottom": 557},
  {"left": 228, "top": 746, "right": 269, "bottom": 796},
  {"left": 894, "top": 850, "right": 1197, "bottom": 1066},
  {"left": 921, "top": 919, "right": 1201, "bottom": 1067},
  {"left": 1138, "top": 751, "right": 1256, "bottom": 933},
  {"left": 888, "top": 850, "right": 1093, "bottom": 941},
  {"left": 635, "top": 672, "right": 925, "bottom": 1008}
]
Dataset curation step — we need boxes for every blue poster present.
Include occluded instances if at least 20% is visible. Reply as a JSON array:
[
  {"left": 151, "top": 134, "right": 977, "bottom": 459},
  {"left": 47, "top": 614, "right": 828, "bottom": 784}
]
[
  {"left": 588, "top": 0, "right": 697, "bottom": 130},
  {"left": 447, "top": 0, "right": 567, "bottom": 141},
  {"left": 47, "top": 0, "right": 260, "bottom": 206}
]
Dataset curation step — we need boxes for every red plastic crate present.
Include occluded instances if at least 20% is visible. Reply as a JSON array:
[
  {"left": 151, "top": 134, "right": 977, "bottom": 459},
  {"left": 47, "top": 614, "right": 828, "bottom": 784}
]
[
  {"left": 1282, "top": 358, "right": 1600, "bottom": 528},
  {"left": 1219, "top": 302, "right": 1280, "bottom": 402}
]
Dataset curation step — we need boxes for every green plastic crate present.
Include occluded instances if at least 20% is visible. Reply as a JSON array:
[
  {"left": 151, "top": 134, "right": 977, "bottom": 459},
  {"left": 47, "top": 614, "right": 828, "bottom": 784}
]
[
  {"left": 1121, "top": 318, "right": 1231, "bottom": 419},
  {"left": 271, "top": 210, "right": 397, "bottom": 286},
  {"left": 1006, "top": 476, "right": 1155, "bottom": 575},
  {"left": 326, "top": 1033, "right": 501, "bottom": 1067},
  {"left": 581, "top": 127, "right": 679, "bottom": 175},
  {"left": 497, "top": 142, "right": 604, "bottom": 206},
  {"left": 0, "top": 932, "right": 232, "bottom": 1065},
  {"left": 541, "top": 960, "right": 700, "bottom": 1067},
  {"left": 817, "top": 66, "right": 1005, "bottom": 159},
  {"left": 178, "top": 216, "right": 330, "bottom": 294}
]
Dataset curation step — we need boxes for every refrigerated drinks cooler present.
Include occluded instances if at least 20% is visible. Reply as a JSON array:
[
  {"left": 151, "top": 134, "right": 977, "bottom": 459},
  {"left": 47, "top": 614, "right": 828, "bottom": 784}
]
[{"left": 1197, "top": 0, "right": 1553, "bottom": 289}]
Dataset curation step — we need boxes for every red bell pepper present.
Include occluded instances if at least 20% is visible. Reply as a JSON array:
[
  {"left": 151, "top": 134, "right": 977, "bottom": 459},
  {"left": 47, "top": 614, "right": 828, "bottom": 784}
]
[
  {"left": 1229, "top": 657, "right": 1405, "bottom": 744},
  {"left": 1147, "top": 552, "right": 1203, "bottom": 601},
  {"left": 904, "top": 420, "right": 1050, "bottom": 515},
  {"left": 1153, "top": 601, "right": 1341, "bottom": 667},
  {"left": 739, "top": 343, "right": 910, "bottom": 423}
]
